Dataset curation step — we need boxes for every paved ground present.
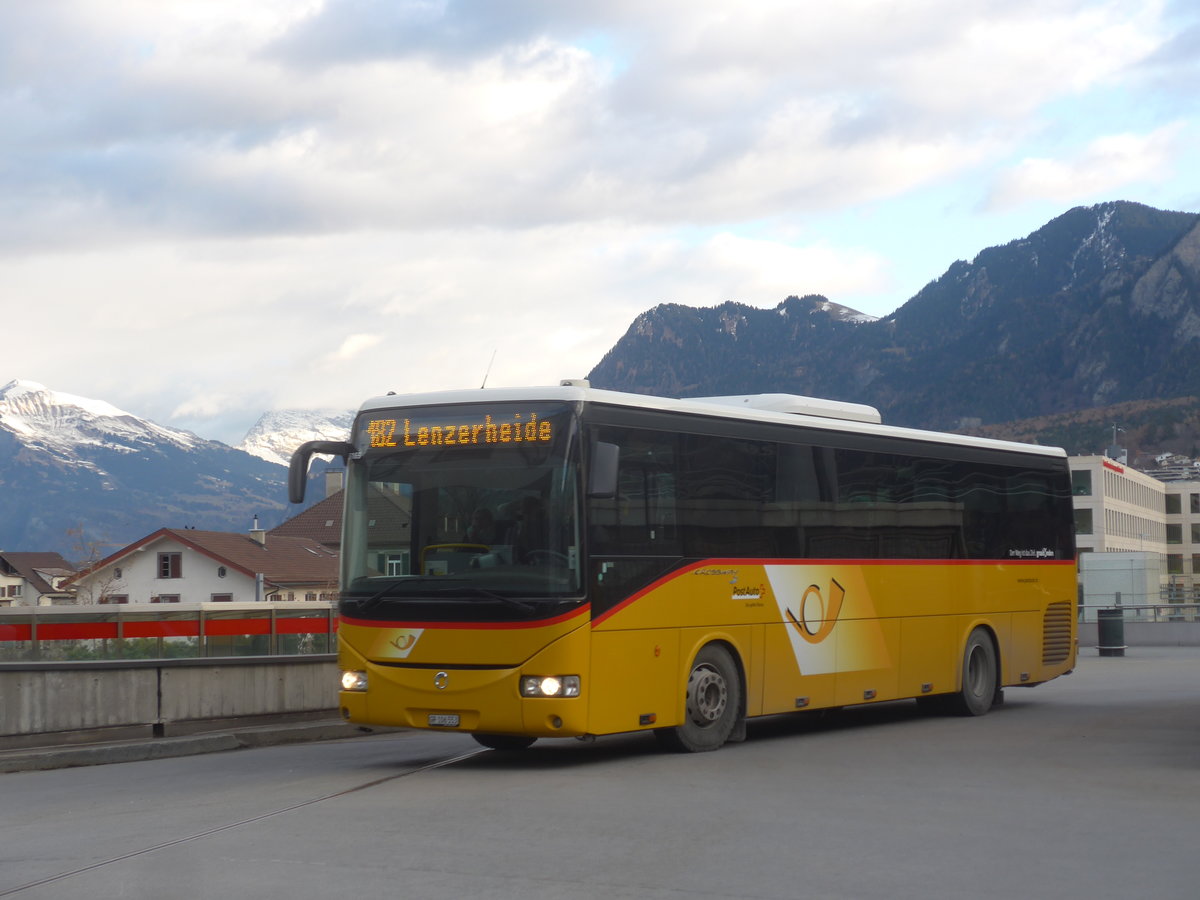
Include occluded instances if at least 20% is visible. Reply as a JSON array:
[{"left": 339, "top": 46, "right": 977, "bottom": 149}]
[{"left": 3, "top": 646, "right": 1200, "bottom": 899}]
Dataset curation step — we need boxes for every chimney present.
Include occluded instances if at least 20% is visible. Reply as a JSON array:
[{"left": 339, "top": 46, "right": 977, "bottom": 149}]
[
  {"left": 325, "top": 467, "right": 345, "bottom": 498},
  {"left": 250, "top": 515, "right": 266, "bottom": 546}
]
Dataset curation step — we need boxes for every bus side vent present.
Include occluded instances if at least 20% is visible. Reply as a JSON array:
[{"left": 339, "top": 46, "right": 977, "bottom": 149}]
[{"left": 1042, "top": 602, "right": 1072, "bottom": 664}]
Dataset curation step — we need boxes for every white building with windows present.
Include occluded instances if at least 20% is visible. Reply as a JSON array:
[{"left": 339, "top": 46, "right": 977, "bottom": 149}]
[
  {"left": 0, "top": 552, "right": 76, "bottom": 606},
  {"left": 66, "top": 526, "right": 339, "bottom": 604},
  {"left": 1069, "top": 455, "right": 1200, "bottom": 609}
]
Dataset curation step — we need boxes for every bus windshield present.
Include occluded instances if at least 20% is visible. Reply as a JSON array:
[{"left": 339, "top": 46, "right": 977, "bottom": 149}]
[{"left": 339, "top": 402, "right": 582, "bottom": 617}]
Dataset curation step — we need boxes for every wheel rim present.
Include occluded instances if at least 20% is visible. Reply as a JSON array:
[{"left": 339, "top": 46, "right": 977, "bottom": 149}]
[{"left": 687, "top": 663, "right": 728, "bottom": 726}]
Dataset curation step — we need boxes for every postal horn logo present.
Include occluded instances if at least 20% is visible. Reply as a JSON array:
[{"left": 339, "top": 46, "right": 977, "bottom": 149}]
[
  {"left": 387, "top": 629, "right": 424, "bottom": 658},
  {"left": 785, "top": 579, "right": 845, "bottom": 644}
]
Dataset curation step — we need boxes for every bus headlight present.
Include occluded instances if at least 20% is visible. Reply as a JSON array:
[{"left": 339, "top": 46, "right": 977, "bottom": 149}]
[
  {"left": 341, "top": 670, "right": 368, "bottom": 692},
  {"left": 520, "top": 675, "right": 580, "bottom": 698}
]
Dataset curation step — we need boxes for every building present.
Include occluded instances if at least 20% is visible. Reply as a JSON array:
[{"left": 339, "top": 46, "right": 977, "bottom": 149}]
[
  {"left": 1164, "top": 480, "right": 1200, "bottom": 602},
  {"left": 0, "top": 552, "right": 76, "bottom": 606},
  {"left": 1069, "top": 455, "right": 1200, "bottom": 609},
  {"left": 1070, "top": 456, "right": 1167, "bottom": 556},
  {"left": 65, "top": 525, "right": 339, "bottom": 604}
]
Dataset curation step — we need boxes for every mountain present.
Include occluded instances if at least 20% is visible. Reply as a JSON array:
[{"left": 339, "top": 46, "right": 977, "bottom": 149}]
[
  {"left": 589, "top": 201, "right": 1200, "bottom": 433},
  {"left": 0, "top": 380, "right": 290, "bottom": 561},
  {"left": 239, "top": 409, "right": 353, "bottom": 466}
]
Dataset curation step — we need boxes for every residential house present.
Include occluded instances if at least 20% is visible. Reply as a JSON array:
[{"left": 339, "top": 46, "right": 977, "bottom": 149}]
[
  {"left": 0, "top": 552, "right": 76, "bottom": 606},
  {"left": 66, "top": 525, "right": 339, "bottom": 604},
  {"left": 271, "top": 483, "right": 412, "bottom": 575}
]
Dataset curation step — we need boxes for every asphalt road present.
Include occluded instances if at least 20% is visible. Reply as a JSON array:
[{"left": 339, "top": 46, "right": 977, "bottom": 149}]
[{"left": 2, "top": 647, "right": 1199, "bottom": 900}]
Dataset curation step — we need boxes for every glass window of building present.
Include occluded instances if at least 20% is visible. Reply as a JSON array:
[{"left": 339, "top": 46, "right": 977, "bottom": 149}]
[
  {"left": 1166, "top": 494, "right": 1182, "bottom": 514},
  {"left": 1072, "top": 470, "right": 1092, "bottom": 496}
]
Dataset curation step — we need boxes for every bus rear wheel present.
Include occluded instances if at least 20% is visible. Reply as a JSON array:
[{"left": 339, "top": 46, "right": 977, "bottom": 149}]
[
  {"left": 472, "top": 733, "right": 536, "bottom": 751},
  {"left": 655, "top": 643, "right": 743, "bottom": 753},
  {"left": 949, "top": 628, "right": 998, "bottom": 717}
]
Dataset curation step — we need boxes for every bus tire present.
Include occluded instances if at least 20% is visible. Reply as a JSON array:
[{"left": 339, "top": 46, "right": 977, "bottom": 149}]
[
  {"left": 472, "top": 733, "right": 536, "bottom": 751},
  {"left": 655, "top": 643, "right": 743, "bottom": 753},
  {"left": 950, "top": 628, "right": 998, "bottom": 717}
]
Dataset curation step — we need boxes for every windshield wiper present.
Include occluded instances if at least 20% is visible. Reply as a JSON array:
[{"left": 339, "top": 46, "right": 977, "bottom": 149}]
[
  {"left": 349, "top": 578, "right": 537, "bottom": 615},
  {"left": 352, "top": 576, "right": 465, "bottom": 612},
  {"left": 453, "top": 586, "right": 536, "bottom": 615}
]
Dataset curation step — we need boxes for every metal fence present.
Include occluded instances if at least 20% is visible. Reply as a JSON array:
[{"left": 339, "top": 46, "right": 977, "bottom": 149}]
[
  {"left": 0, "top": 602, "right": 338, "bottom": 662},
  {"left": 1078, "top": 601, "right": 1200, "bottom": 623}
]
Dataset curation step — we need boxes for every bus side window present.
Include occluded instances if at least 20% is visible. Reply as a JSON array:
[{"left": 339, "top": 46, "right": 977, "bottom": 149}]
[{"left": 588, "top": 429, "right": 679, "bottom": 556}]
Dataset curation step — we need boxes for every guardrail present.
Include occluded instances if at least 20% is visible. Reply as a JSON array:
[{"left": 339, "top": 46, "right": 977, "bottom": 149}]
[
  {"left": 0, "top": 602, "right": 338, "bottom": 662},
  {"left": 1078, "top": 602, "right": 1200, "bottom": 624}
]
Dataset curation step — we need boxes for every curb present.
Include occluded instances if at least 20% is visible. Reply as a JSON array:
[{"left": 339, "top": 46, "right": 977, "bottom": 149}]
[{"left": 0, "top": 720, "right": 375, "bottom": 774}]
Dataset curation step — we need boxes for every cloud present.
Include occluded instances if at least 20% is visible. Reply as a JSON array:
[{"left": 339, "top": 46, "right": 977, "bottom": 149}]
[
  {"left": 2, "top": 0, "right": 1180, "bottom": 252},
  {"left": 321, "top": 333, "right": 384, "bottom": 367},
  {"left": 1, "top": 0, "right": 1197, "bottom": 447},
  {"left": 985, "top": 123, "right": 1186, "bottom": 209}
]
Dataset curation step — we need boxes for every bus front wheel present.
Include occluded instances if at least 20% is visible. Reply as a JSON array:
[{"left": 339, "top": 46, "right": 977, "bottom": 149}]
[
  {"left": 655, "top": 643, "right": 743, "bottom": 753},
  {"left": 950, "top": 628, "right": 998, "bottom": 717}
]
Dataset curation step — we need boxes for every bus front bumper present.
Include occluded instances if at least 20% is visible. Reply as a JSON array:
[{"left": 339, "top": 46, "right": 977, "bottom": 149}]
[{"left": 338, "top": 658, "right": 589, "bottom": 738}]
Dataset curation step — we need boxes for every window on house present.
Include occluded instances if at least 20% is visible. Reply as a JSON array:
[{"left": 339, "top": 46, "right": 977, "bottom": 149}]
[
  {"left": 210, "top": 593, "right": 233, "bottom": 602},
  {"left": 1073, "top": 509, "right": 1093, "bottom": 535},
  {"left": 153, "top": 594, "right": 181, "bottom": 603},
  {"left": 1167, "top": 524, "right": 1183, "bottom": 544},
  {"left": 158, "top": 553, "right": 182, "bottom": 578},
  {"left": 100, "top": 595, "right": 130, "bottom": 604},
  {"left": 1192, "top": 493, "right": 1200, "bottom": 515},
  {"left": 1167, "top": 554, "right": 1184, "bottom": 575},
  {"left": 1165, "top": 494, "right": 1181, "bottom": 514}
]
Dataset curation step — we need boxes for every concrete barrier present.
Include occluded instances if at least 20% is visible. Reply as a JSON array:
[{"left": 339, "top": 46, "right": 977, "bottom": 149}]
[
  {"left": 1077, "top": 621, "right": 1200, "bottom": 647},
  {"left": 0, "top": 655, "right": 338, "bottom": 746}
]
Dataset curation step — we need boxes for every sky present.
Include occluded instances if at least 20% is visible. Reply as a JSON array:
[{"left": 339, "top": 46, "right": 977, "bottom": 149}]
[{"left": 3, "top": 0, "right": 1199, "bottom": 446}]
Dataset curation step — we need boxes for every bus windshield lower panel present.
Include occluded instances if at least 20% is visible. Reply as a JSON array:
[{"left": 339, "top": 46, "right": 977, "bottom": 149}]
[{"left": 340, "top": 402, "right": 583, "bottom": 621}]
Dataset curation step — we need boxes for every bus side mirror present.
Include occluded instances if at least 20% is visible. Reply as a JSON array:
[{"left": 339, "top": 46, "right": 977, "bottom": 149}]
[
  {"left": 588, "top": 441, "right": 620, "bottom": 499},
  {"left": 288, "top": 440, "right": 356, "bottom": 504}
]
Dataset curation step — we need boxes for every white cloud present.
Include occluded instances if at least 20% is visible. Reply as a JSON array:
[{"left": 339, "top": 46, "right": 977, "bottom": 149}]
[
  {"left": 0, "top": 0, "right": 1197, "bottom": 445},
  {"left": 986, "top": 123, "right": 1186, "bottom": 209}
]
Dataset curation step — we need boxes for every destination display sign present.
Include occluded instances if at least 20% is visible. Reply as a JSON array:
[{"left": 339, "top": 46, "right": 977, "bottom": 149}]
[{"left": 365, "top": 410, "right": 555, "bottom": 449}]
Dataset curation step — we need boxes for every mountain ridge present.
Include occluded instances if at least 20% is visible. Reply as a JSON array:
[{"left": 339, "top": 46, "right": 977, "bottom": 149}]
[
  {"left": 0, "top": 380, "right": 294, "bottom": 559},
  {"left": 589, "top": 201, "right": 1200, "bottom": 431}
]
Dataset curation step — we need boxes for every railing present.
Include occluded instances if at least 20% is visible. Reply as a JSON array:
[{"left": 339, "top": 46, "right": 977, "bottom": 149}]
[
  {"left": 0, "top": 602, "right": 338, "bottom": 662},
  {"left": 1078, "top": 602, "right": 1200, "bottom": 624}
]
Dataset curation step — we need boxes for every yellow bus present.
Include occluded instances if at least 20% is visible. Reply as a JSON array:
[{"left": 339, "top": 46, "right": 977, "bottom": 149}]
[{"left": 289, "top": 381, "right": 1076, "bottom": 752}]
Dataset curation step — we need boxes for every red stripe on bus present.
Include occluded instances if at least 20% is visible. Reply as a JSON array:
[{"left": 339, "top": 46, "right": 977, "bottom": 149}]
[
  {"left": 589, "top": 557, "right": 1076, "bottom": 627},
  {"left": 0, "top": 624, "right": 32, "bottom": 642}
]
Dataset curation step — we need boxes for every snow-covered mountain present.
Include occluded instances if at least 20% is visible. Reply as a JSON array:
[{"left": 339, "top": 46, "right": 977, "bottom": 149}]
[
  {"left": 0, "top": 380, "right": 290, "bottom": 559},
  {"left": 238, "top": 409, "right": 353, "bottom": 467},
  {"left": 0, "top": 380, "right": 204, "bottom": 461}
]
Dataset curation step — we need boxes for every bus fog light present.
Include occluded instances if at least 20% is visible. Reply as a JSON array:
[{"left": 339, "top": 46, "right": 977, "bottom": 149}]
[
  {"left": 341, "top": 670, "right": 368, "bottom": 692},
  {"left": 521, "top": 675, "right": 580, "bottom": 698}
]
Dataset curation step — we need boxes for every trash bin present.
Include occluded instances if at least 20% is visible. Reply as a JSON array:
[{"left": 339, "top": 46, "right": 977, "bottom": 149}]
[{"left": 1097, "top": 608, "right": 1126, "bottom": 657}]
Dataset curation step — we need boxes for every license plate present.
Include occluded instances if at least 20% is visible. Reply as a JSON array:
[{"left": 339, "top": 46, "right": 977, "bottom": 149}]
[{"left": 428, "top": 714, "right": 460, "bottom": 727}]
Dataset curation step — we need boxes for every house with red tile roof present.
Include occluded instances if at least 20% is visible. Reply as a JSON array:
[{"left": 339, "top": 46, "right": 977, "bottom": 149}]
[
  {"left": 64, "top": 524, "right": 339, "bottom": 604},
  {"left": 271, "top": 487, "right": 411, "bottom": 560},
  {"left": 0, "top": 552, "right": 76, "bottom": 606}
]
